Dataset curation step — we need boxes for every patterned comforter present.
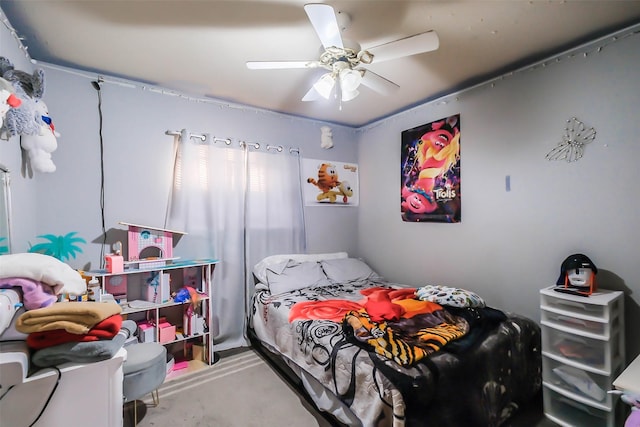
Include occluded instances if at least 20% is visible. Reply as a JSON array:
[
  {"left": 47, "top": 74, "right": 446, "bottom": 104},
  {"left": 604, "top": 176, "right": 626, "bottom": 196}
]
[{"left": 250, "top": 278, "right": 541, "bottom": 427}]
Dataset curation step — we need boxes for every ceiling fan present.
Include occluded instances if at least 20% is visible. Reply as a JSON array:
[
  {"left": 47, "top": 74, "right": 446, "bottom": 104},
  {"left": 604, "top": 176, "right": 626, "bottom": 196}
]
[{"left": 246, "top": 3, "right": 439, "bottom": 104}]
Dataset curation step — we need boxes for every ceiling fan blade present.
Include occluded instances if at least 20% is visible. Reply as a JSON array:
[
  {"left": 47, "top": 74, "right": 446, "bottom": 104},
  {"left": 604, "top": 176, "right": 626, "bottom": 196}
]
[
  {"left": 367, "top": 31, "right": 439, "bottom": 63},
  {"left": 246, "top": 61, "right": 319, "bottom": 70},
  {"left": 360, "top": 70, "right": 400, "bottom": 95},
  {"left": 304, "top": 3, "right": 343, "bottom": 49}
]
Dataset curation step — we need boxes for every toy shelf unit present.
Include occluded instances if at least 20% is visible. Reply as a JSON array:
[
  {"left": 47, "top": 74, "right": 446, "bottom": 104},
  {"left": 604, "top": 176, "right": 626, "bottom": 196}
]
[
  {"left": 540, "top": 286, "right": 625, "bottom": 427},
  {"left": 88, "top": 258, "right": 219, "bottom": 379}
]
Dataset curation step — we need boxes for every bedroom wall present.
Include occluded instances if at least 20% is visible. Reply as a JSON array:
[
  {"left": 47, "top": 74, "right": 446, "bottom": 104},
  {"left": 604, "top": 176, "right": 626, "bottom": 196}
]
[
  {"left": 0, "top": 5, "right": 360, "bottom": 269},
  {"left": 356, "top": 24, "right": 640, "bottom": 361}
]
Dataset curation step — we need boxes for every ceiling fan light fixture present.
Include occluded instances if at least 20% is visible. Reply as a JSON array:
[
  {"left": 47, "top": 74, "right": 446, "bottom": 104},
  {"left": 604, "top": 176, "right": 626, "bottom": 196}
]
[
  {"left": 339, "top": 68, "right": 362, "bottom": 92},
  {"left": 341, "top": 88, "right": 359, "bottom": 102},
  {"left": 313, "top": 73, "right": 336, "bottom": 99}
]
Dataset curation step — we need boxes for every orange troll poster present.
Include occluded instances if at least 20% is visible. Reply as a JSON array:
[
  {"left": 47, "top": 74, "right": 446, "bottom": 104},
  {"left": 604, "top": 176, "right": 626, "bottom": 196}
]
[{"left": 401, "top": 114, "right": 461, "bottom": 223}]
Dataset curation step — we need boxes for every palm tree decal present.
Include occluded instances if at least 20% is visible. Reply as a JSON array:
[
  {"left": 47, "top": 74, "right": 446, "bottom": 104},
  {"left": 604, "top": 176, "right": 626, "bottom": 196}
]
[
  {"left": 28, "top": 232, "right": 86, "bottom": 261},
  {"left": 0, "top": 237, "right": 7, "bottom": 255}
]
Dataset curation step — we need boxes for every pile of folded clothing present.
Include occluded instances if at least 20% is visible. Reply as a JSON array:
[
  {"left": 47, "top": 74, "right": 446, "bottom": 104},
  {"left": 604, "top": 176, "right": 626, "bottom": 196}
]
[
  {"left": 16, "top": 301, "right": 135, "bottom": 368},
  {"left": 1, "top": 253, "right": 136, "bottom": 369}
]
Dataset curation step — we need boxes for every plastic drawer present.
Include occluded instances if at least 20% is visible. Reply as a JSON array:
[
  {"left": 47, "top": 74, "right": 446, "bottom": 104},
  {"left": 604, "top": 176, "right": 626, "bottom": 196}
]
[
  {"left": 541, "top": 325, "right": 619, "bottom": 372},
  {"left": 543, "top": 386, "right": 615, "bottom": 427},
  {"left": 540, "top": 293, "right": 608, "bottom": 319},
  {"left": 542, "top": 355, "right": 618, "bottom": 408},
  {"left": 541, "top": 309, "right": 610, "bottom": 337}
]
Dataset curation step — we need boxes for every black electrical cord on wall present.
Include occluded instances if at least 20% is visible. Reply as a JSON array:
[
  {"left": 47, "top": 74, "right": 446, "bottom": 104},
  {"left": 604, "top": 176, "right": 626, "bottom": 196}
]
[{"left": 92, "top": 78, "right": 107, "bottom": 269}]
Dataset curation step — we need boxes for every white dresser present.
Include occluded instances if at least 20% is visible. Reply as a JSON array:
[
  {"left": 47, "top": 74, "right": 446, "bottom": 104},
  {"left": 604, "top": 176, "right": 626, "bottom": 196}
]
[
  {"left": 0, "top": 347, "right": 126, "bottom": 427},
  {"left": 540, "top": 286, "right": 625, "bottom": 427}
]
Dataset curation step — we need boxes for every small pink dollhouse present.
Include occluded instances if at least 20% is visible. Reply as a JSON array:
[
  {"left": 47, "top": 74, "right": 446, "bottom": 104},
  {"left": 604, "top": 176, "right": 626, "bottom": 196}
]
[{"left": 119, "top": 222, "right": 186, "bottom": 267}]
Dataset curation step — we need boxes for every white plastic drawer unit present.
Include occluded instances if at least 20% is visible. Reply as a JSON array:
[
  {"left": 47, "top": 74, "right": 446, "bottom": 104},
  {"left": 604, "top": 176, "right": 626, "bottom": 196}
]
[
  {"left": 540, "top": 286, "right": 625, "bottom": 427},
  {"left": 541, "top": 324, "right": 620, "bottom": 372},
  {"left": 543, "top": 387, "right": 618, "bottom": 427},
  {"left": 542, "top": 354, "right": 621, "bottom": 409}
]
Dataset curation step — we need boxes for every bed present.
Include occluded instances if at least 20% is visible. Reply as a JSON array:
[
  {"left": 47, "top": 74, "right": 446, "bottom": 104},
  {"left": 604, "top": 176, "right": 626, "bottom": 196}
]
[{"left": 248, "top": 252, "right": 541, "bottom": 427}]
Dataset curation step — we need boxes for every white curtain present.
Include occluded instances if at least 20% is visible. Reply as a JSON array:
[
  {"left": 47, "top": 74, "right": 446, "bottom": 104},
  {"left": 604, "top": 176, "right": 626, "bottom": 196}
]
[
  {"left": 165, "top": 130, "right": 305, "bottom": 351},
  {"left": 244, "top": 148, "right": 306, "bottom": 312}
]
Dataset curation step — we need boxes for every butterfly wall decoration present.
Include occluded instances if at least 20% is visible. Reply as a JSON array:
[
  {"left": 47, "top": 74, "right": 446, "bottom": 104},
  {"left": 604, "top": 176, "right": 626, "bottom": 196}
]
[{"left": 546, "top": 117, "right": 596, "bottom": 162}]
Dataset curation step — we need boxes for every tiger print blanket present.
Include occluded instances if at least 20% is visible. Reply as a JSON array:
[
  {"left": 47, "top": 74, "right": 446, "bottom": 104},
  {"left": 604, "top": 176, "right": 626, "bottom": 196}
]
[{"left": 343, "top": 307, "right": 469, "bottom": 366}]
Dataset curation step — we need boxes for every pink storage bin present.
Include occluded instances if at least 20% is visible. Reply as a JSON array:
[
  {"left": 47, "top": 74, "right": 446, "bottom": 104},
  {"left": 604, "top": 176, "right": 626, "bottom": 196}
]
[{"left": 158, "top": 321, "right": 176, "bottom": 343}]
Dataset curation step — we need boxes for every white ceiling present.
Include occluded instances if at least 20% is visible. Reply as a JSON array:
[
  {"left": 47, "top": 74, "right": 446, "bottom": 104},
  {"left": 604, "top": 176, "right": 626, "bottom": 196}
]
[{"left": 2, "top": 0, "right": 640, "bottom": 128}]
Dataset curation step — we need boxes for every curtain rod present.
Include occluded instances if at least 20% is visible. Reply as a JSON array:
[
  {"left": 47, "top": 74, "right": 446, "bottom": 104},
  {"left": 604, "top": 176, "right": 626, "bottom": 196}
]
[
  {"left": 165, "top": 130, "right": 232, "bottom": 145},
  {"left": 240, "top": 140, "right": 299, "bottom": 154},
  {"left": 165, "top": 129, "right": 300, "bottom": 154}
]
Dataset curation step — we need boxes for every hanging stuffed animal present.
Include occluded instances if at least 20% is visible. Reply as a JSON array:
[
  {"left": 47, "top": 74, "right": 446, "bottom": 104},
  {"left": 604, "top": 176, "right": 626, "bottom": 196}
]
[
  {"left": 19, "top": 100, "right": 58, "bottom": 173},
  {"left": 0, "top": 77, "right": 21, "bottom": 130},
  {"left": 0, "top": 56, "right": 59, "bottom": 174},
  {"left": 320, "top": 125, "right": 333, "bottom": 149}
]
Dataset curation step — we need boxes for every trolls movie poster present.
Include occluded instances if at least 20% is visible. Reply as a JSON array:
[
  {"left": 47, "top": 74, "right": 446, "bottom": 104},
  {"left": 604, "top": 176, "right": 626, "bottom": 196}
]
[{"left": 401, "top": 114, "right": 461, "bottom": 223}]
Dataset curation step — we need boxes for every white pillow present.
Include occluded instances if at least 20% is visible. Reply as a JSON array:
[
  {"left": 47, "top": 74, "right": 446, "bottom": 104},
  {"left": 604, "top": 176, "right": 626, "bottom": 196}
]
[
  {"left": 266, "top": 260, "right": 330, "bottom": 295},
  {"left": 0, "top": 253, "right": 87, "bottom": 296},
  {"left": 320, "top": 258, "right": 376, "bottom": 282},
  {"left": 253, "top": 252, "right": 348, "bottom": 285}
]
